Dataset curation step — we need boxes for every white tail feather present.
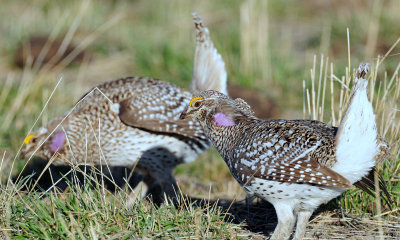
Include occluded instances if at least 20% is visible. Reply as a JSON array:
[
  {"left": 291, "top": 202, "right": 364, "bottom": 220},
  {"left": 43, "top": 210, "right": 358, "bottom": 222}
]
[
  {"left": 333, "top": 63, "right": 378, "bottom": 184},
  {"left": 190, "top": 13, "right": 228, "bottom": 96}
]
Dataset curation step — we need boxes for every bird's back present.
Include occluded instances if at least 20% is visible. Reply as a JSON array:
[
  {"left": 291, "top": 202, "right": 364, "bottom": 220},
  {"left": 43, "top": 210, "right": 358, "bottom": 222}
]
[
  {"left": 75, "top": 77, "right": 183, "bottom": 112},
  {"left": 35, "top": 77, "right": 207, "bottom": 166}
]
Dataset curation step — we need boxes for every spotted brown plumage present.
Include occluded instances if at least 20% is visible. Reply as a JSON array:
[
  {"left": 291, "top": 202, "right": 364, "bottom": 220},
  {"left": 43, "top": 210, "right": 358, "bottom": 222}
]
[
  {"left": 230, "top": 119, "right": 351, "bottom": 188},
  {"left": 181, "top": 63, "right": 391, "bottom": 240},
  {"left": 21, "top": 14, "right": 228, "bottom": 204}
]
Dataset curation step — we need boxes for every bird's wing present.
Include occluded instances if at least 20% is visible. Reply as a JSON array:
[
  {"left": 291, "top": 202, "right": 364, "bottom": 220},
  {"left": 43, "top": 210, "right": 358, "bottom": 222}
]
[
  {"left": 234, "top": 123, "right": 351, "bottom": 188},
  {"left": 295, "top": 122, "right": 392, "bottom": 207},
  {"left": 189, "top": 13, "right": 228, "bottom": 95},
  {"left": 118, "top": 83, "right": 206, "bottom": 140}
]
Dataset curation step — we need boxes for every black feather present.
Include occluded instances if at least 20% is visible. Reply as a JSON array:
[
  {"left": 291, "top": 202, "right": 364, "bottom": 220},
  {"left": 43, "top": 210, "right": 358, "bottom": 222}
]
[{"left": 353, "top": 167, "right": 392, "bottom": 210}]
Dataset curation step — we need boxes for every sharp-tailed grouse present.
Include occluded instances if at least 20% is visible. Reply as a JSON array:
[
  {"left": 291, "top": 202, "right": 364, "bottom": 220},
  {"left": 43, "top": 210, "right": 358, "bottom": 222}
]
[
  {"left": 180, "top": 63, "right": 391, "bottom": 240},
  {"left": 21, "top": 13, "right": 227, "bottom": 204}
]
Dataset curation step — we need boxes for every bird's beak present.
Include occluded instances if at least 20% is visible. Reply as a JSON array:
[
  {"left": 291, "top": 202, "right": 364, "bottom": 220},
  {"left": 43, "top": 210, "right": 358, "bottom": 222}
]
[
  {"left": 179, "top": 107, "right": 188, "bottom": 120},
  {"left": 20, "top": 150, "right": 27, "bottom": 159}
]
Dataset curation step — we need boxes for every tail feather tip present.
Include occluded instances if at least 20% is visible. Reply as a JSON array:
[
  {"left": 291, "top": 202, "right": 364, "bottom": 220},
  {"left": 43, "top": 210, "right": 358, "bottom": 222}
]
[
  {"left": 357, "top": 63, "right": 370, "bottom": 79},
  {"left": 192, "top": 12, "right": 202, "bottom": 24}
]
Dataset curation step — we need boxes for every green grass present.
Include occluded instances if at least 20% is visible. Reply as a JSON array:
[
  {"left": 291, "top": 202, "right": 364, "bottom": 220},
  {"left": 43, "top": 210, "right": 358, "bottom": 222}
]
[
  {"left": 2, "top": 181, "right": 241, "bottom": 239},
  {"left": 1, "top": 0, "right": 400, "bottom": 239}
]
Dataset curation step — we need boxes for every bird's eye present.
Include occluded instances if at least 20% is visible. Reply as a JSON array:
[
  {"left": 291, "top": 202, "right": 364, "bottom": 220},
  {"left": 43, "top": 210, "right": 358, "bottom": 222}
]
[
  {"left": 24, "top": 134, "right": 36, "bottom": 145},
  {"left": 193, "top": 101, "right": 201, "bottom": 108},
  {"left": 189, "top": 96, "right": 204, "bottom": 108}
]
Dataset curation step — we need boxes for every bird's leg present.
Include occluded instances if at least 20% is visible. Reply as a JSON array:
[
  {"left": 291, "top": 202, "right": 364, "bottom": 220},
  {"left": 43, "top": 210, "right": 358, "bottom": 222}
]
[
  {"left": 270, "top": 203, "right": 296, "bottom": 240},
  {"left": 292, "top": 210, "right": 313, "bottom": 240}
]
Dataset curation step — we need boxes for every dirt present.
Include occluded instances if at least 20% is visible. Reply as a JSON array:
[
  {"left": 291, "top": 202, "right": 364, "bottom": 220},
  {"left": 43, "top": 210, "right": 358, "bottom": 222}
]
[
  {"left": 14, "top": 36, "right": 86, "bottom": 69},
  {"left": 227, "top": 83, "right": 279, "bottom": 120}
]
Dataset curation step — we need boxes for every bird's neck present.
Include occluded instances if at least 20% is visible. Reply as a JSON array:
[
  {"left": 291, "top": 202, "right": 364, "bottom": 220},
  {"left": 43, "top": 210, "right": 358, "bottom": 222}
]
[{"left": 202, "top": 113, "right": 257, "bottom": 160}]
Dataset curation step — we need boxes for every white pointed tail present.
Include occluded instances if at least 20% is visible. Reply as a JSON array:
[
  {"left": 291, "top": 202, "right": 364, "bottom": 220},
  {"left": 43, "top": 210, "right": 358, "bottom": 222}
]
[
  {"left": 190, "top": 13, "right": 228, "bottom": 96},
  {"left": 333, "top": 63, "right": 378, "bottom": 184}
]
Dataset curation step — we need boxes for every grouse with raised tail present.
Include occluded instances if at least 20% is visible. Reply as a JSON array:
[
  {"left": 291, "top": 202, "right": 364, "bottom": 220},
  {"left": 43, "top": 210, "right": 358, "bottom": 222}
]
[
  {"left": 21, "top": 13, "right": 227, "bottom": 204},
  {"left": 180, "top": 63, "right": 390, "bottom": 239}
]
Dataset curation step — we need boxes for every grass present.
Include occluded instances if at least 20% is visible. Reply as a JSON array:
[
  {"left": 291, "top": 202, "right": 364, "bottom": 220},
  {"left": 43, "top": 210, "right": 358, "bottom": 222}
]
[
  {"left": 2, "top": 179, "right": 242, "bottom": 239},
  {"left": 1, "top": 0, "right": 400, "bottom": 239}
]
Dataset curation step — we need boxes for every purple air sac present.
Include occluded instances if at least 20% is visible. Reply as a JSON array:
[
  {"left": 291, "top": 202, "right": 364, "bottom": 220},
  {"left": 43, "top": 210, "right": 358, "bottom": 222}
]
[
  {"left": 213, "top": 112, "right": 235, "bottom": 126},
  {"left": 51, "top": 132, "right": 66, "bottom": 153}
]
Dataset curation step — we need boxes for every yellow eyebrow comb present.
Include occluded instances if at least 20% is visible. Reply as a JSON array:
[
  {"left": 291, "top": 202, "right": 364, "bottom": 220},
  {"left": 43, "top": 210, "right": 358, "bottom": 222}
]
[
  {"left": 24, "top": 134, "right": 35, "bottom": 145},
  {"left": 189, "top": 96, "right": 203, "bottom": 106}
]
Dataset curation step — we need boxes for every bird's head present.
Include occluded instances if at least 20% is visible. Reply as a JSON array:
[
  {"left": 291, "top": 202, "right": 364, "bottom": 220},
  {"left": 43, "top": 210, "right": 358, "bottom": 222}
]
[
  {"left": 21, "top": 126, "right": 66, "bottom": 160},
  {"left": 180, "top": 90, "right": 255, "bottom": 127},
  {"left": 21, "top": 127, "right": 48, "bottom": 159}
]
